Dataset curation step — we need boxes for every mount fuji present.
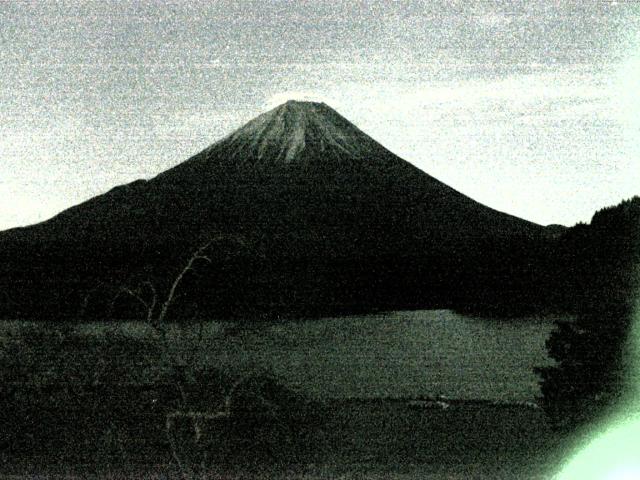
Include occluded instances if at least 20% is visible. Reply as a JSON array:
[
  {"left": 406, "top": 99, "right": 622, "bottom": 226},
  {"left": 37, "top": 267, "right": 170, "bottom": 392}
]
[{"left": 0, "top": 101, "right": 547, "bottom": 320}]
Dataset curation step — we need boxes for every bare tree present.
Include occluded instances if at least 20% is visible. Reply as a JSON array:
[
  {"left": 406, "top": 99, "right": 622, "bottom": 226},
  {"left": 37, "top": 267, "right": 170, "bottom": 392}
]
[
  {"left": 116, "top": 239, "right": 218, "bottom": 329},
  {"left": 113, "top": 235, "right": 259, "bottom": 478},
  {"left": 161, "top": 241, "right": 217, "bottom": 325},
  {"left": 112, "top": 233, "right": 253, "bottom": 326}
]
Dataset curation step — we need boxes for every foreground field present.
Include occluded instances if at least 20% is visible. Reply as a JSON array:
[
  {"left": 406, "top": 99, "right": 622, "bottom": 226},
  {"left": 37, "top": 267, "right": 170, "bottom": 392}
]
[
  {"left": 0, "top": 312, "right": 571, "bottom": 478},
  {"left": 2, "top": 399, "right": 571, "bottom": 479}
]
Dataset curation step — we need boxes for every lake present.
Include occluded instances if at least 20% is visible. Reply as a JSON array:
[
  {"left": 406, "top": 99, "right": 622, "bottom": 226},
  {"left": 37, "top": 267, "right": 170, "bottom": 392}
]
[
  {"left": 4, "top": 309, "right": 567, "bottom": 402},
  {"left": 212, "top": 309, "right": 563, "bottom": 401}
]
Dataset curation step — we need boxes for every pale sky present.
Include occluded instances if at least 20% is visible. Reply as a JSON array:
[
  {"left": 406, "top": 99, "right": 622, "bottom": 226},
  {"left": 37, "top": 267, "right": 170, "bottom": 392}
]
[{"left": 1, "top": 0, "right": 639, "bottom": 229}]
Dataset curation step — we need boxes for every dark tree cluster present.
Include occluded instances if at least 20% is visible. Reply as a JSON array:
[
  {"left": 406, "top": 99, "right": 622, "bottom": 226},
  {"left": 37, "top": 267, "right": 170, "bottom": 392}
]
[{"left": 536, "top": 197, "right": 640, "bottom": 430}]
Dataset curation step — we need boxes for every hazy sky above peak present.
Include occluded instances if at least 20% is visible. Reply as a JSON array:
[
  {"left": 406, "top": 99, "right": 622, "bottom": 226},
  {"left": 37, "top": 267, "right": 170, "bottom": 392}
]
[{"left": 1, "top": 0, "right": 639, "bottom": 229}]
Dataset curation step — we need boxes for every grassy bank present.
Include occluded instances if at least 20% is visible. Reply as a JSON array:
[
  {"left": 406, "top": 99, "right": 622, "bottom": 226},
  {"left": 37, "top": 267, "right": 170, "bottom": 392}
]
[{"left": 1, "top": 399, "right": 571, "bottom": 479}]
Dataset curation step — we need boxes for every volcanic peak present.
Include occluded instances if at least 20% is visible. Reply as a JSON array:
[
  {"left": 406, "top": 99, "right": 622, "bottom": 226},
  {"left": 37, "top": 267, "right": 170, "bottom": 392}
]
[{"left": 214, "top": 100, "right": 380, "bottom": 166}]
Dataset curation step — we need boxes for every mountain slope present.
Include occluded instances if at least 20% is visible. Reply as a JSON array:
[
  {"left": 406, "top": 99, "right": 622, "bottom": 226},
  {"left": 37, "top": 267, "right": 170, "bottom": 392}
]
[{"left": 0, "top": 101, "right": 546, "bottom": 320}]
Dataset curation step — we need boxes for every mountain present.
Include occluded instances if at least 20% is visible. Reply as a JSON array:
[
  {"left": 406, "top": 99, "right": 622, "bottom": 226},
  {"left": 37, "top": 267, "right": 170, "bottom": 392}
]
[{"left": 0, "top": 101, "right": 547, "bottom": 321}]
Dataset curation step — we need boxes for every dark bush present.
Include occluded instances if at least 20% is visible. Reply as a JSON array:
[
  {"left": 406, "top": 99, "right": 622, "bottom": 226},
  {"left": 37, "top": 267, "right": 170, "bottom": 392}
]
[
  {"left": 536, "top": 197, "right": 640, "bottom": 430},
  {"left": 0, "top": 324, "right": 318, "bottom": 468}
]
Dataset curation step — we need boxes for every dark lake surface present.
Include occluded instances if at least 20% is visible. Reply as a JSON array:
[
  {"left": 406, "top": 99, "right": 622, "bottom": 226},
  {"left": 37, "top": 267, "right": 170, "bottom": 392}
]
[
  {"left": 4, "top": 309, "right": 568, "bottom": 402},
  {"left": 210, "top": 309, "right": 564, "bottom": 401}
]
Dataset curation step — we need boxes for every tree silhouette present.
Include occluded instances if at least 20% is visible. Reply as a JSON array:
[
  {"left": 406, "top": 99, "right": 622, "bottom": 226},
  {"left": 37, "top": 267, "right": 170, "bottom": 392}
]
[{"left": 537, "top": 197, "right": 640, "bottom": 430}]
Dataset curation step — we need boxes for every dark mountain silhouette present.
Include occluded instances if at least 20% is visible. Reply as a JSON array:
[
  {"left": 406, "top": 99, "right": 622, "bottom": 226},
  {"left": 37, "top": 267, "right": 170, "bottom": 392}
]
[{"left": 0, "top": 101, "right": 549, "bottom": 321}]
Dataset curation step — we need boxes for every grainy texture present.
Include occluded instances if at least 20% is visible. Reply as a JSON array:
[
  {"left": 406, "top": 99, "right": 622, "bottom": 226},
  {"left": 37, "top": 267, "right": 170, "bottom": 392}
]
[{"left": 1, "top": 2, "right": 638, "bottom": 478}]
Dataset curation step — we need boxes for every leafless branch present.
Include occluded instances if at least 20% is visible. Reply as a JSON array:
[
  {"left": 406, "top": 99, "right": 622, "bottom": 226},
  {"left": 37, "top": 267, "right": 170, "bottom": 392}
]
[
  {"left": 156, "top": 239, "right": 217, "bottom": 326},
  {"left": 118, "top": 280, "right": 158, "bottom": 324}
]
